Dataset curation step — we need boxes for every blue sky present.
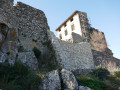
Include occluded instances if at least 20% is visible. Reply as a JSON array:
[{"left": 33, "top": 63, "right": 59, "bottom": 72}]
[{"left": 14, "top": 0, "right": 120, "bottom": 59}]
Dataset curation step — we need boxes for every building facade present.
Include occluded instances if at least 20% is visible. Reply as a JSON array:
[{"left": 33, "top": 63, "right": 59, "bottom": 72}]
[{"left": 56, "top": 11, "right": 90, "bottom": 43}]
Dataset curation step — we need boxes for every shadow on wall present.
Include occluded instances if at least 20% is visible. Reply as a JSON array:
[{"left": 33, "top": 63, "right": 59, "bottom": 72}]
[{"left": 72, "top": 32, "right": 85, "bottom": 43}]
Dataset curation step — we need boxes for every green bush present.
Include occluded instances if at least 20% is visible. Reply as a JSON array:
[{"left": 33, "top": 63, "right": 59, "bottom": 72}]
[
  {"left": 0, "top": 61, "right": 41, "bottom": 90},
  {"left": 93, "top": 66, "right": 110, "bottom": 80},
  {"left": 113, "top": 70, "right": 120, "bottom": 79},
  {"left": 76, "top": 74, "right": 107, "bottom": 90}
]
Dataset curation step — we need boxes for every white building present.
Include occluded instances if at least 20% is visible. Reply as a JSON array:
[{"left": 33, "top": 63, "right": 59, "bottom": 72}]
[{"left": 56, "top": 11, "right": 90, "bottom": 43}]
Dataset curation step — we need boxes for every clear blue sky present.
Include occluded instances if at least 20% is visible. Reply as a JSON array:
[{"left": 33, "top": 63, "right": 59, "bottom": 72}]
[{"left": 14, "top": 0, "right": 120, "bottom": 59}]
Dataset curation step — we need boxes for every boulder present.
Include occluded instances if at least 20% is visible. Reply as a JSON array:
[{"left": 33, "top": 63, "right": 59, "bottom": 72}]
[
  {"left": 61, "top": 69, "right": 78, "bottom": 90},
  {"left": 79, "top": 86, "right": 92, "bottom": 90},
  {"left": 17, "top": 52, "right": 38, "bottom": 70},
  {"left": 0, "top": 52, "right": 7, "bottom": 63},
  {"left": 40, "top": 70, "right": 61, "bottom": 90}
]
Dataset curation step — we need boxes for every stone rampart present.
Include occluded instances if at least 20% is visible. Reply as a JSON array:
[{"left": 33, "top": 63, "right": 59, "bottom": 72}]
[{"left": 48, "top": 30, "right": 94, "bottom": 71}]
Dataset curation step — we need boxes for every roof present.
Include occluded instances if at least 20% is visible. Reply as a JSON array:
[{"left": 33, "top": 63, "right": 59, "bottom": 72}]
[{"left": 56, "top": 10, "right": 79, "bottom": 31}]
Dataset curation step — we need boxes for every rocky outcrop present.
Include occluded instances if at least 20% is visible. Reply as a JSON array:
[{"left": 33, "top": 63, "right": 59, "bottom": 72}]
[
  {"left": 92, "top": 50, "right": 120, "bottom": 72},
  {"left": 40, "top": 70, "right": 61, "bottom": 90},
  {"left": 17, "top": 52, "right": 38, "bottom": 70},
  {"left": 40, "top": 69, "right": 92, "bottom": 90},
  {"left": 79, "top": 86, "right": 92, "bottom": 90},
  {"left": 61, "top": 69, "right": 78, "bottom": 90}
]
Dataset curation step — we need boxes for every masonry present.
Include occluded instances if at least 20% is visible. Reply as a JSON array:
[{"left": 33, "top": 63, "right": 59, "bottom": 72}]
[
  {"left": 56, "top": 10, "right": 120, "bottom": 71},
  {"left": 0, "top": 0, "right": 57, "bottom": 70},
  {"left": 48, "top": 30, "right": 94, "bottom": 71},
  {"left": 0, "top": 0, "right": 119, "bottom": 72}
]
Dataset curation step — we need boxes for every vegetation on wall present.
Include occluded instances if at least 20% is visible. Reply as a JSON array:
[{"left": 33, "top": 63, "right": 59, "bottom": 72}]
[{"left": 75, "top": 67, "right": 120, "bottom": 90}]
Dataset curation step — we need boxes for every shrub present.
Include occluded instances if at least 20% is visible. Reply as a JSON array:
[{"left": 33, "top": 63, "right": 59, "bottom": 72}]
[
  {"left": 113, "top": 70, "right": 120, "bottom": 79},
  {"left": 0, "top": 61, "right": 41, "bottom": 90},
  {"left": 76, "top": 74, "right": 107, "bottom": 90},
  {"left": 93, "top": 66, "right": 110, "bottom": 80}
]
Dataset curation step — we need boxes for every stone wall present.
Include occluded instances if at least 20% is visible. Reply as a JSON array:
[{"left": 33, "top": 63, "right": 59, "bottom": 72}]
[
  {"left": 78, "top": 11, "right": 90, "bottom": 42},
  {"left": 0, "top": 0, "right": 18, "bottom": 64},
  {"left": 13, "top": 2, "right": 56, "bottom": 69},
  {"left": 92, "top": 50, "right": 120, "bottom": 72},
  {"left": 48, "top": 30, "right": 94, "bottom": 71},
  {"left": 89, "top": 28, "right": 107, "bottom": 52},
  {"left": 0, "top": 0, "right": 17, "bottom": 28},
  {"left": 14, "top": 2, "right": 49, "bottom": 53},
  {"left": 89, "top": 28, "right": 113, "bottom": 55},
  {"left": 0, "top": 1, "right": 57, "bottom": 69}
]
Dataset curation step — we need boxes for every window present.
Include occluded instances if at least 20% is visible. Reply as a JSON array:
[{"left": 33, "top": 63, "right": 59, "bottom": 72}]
[
  {"left": 65, "top": 29, "right": 68, "bottom": 36},
  {"left": 64, "top": 23, "right": 67, "bottom": 27},
  {"left": 71, "top": 24, "right": 75, "bottom": 31},
  {"left": 59, "top": 29, "right": 61, "bottom": 32},
  {"left": 59, "top": 34, "right": 62, "bottom": 39},
  {"left": 70, "top": 18, "right": 73, "bottom": 22}
]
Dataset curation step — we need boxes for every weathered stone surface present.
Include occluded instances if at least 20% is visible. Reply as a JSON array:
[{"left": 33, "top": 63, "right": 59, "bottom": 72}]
[
  {"left": 92, "top": 50, "right": 120, "bottom": 72},
  {"left": 0, "top": 0, "right": 17, "bottom": 28},
  {"left": 14, "top": 2, "right": 49, "bottom": 53},
  {"left": 0, "top": 52, "right": 7, "bottom": 63},
  {"left": 40, "top": 70, "right": 61, "bottom": 90},
  {"left": 61, "top": 69, "right": 78, "bottom": 90},
  {"left": 17, "top": 52, "right": 38, "bottom": 70},
  {"left": 48, "top": 30, "right": 94, "bottom": 71},
  {"left": 79, "top": 86, "right": 92, "bottom": 90},
  {"left": 89, "top": 28, "right": 108, "bottom": 52},
  {"left": 72, "top": 32, "right": 84, "bottom": 43},
  {"left": 14, "top": 2, "right": 56, "bottom": 69}
]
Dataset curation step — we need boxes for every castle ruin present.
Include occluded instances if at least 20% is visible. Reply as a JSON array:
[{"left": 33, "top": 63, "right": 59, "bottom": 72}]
[{"left": 0, "top": 0, "right": 120, "bottom": 72}]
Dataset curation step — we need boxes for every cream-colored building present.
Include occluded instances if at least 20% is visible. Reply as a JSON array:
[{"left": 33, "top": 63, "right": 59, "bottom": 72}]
[{"left": 56, "top": 11, "right": 90, "bottom": 43}]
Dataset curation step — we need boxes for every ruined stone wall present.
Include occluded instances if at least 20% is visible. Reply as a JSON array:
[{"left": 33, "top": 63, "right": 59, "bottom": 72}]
[
  {"left": 0, "top": 0, "right": 18, "bottom": 64},
  {"left": 89, "top": 28, "right": 108, "bottom": 52},
  {"left": 14, "top": 2, "right": 49, "bottom": 52},
  {"left": 48, "top": 30, "right": 94, "bottom": 71},
  {"left": 78, "top": 12, "right": 113, "bottom": 55},
  {"left": 78, "top": 11, "right": 90, "bottom": 41},
  {"left": 92, "top": 50, "right": 120, "bottom": 72},
  {"left": 0, "top": 0, "right": 17, "bottom": 28},
  {"left": 13, "top": 2, "right": 57, "bottom": 69}
]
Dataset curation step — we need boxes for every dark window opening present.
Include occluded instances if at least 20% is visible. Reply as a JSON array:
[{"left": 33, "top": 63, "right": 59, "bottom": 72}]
[
  {"left": 70, "top": 18, "right": 73, "bottom": 22},
  {"left": 65, "top": 30, "right": 68, "bottom": 36},
  {"left": 71, "top": 24, "right": 75, "bottom": 31},
  {"left": 64, "top": 23, "right": 67, "bottom": 27},
  {"left": 59, "top": 34, "right": 62, "bottom": 39}
]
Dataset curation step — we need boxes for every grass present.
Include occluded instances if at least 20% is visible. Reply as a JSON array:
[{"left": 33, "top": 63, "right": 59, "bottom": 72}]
[
  {"left": 0, "top": 61, "right": 42, "bottom": 90},
  {"left": 75, "top": 67, "right": 120, "bottom": 90},
  {"left": 76, "top": 73, "right": 107, "bottom": 90}
]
